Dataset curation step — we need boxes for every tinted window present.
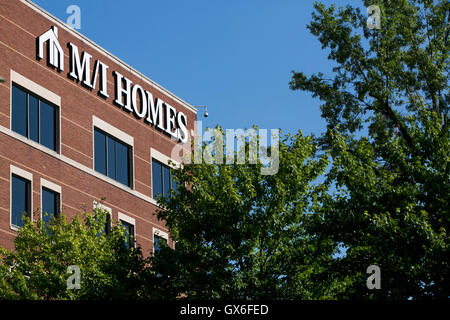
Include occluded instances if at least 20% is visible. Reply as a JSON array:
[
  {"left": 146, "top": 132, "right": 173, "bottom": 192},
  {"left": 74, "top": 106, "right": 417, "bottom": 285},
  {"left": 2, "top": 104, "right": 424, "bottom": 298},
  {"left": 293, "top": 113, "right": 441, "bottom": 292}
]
[
  {"left": 120, "top": 220, "right": 134, "bottom": 249},
  {"left": 29, "top": 95, "right": 39, "bottom": 142},
  {"left": 116, "top": 142, "right": 130, "bottom": 186},
  {"left": 11, "top": 175, "right": 30, "bottom": 228},
  {"left": 11, "top": 85, "right": 27, "bottom": 137},
  {"left": 104, "top": 214, "right": 111, "bottom": 235},
  {"left": 152, "top": 161, "right": 162, "bottom": 198},
  {"left": 152, "top": 159, "right": 177, "bottom": 199},
  {"left": 40, "top": 101, "right": 56, "bottom": 150},
  {"left": 94, "top": 128, "right": 132, "bottom": 187},
  {"left": 42, "top": 187, "right": 59, "bottom": 227},
  {"left": 11, "top": 84, "right": 58, "bottom": 151},
  {"left": 163, "top": 166, "right": 170, "bottom": 197},
  {"left": 107, "top": 136, "right": 116, "bottom": 180},
  {"left": 94, "top": 130, "right": 107, "bottom": 175},
  {"left": 154, "top": 234, "right": 167, "bottom": 254}
]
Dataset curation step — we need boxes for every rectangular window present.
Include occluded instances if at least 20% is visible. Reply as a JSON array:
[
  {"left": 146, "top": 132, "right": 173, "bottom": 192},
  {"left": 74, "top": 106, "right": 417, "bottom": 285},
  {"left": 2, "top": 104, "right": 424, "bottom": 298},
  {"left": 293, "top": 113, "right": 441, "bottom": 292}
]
[
  {"left": 11, "top": 175, "right": 31, "bottom": 228},
  {"left": 94, "top": 128, "right": 132, "bottom": 187},
  {"left": 153, "top": 228, "right": 169, "bottom": 254},
  {"left": 41, "top": 187, "right": 60, "bottom": 227},
  {"left": 11, "top": 84, "right": 58, "bottom": 152},
  {"left": 120, "top": 220, "right": 135, "bottom": 249},
  {"left": 153, "top": 235, "right": 167, "bottom": 254},
  {"left": 152, "top": 159, "right": 177, "bottom": 199},
  {"left": 105, "top": 214, "right": 112, "bottom": 235},
  {"left": 94, "top": 201, "right": 112, "bottom": 235}
]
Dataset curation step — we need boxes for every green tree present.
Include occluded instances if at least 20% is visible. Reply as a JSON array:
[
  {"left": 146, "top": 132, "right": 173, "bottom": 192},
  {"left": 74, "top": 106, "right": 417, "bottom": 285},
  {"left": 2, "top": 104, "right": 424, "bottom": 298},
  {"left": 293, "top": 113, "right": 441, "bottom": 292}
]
[
  {"left": 0, "top": 206, "right": 148, "bottom": 299},
  {"left": 149, "top": 130, "right": 346, "bottom": 299},
  {"left": 290, "top": 0, "right": 449, "bottom": 298}
]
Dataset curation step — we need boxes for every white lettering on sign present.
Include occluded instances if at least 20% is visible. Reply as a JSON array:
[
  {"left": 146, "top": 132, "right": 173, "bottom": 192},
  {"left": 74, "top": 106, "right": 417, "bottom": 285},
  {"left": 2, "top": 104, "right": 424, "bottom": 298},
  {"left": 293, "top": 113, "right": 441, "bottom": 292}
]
[{"left": 36, "top": 27, "right": 188, "bottom": 143}]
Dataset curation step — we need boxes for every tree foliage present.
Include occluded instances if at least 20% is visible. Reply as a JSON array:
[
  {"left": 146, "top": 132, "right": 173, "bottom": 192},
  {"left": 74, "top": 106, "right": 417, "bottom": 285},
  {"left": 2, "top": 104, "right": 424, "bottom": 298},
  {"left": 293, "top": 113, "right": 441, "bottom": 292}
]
[
  {"left": 150, "top": 130, "right": 346, "bottom": 299},
  {"left": 0, "top": 207, "right": 148, "bottom": 299},
  {"left": 1, "top": 0, "right": 448, "bottom": 300},
  {"left": 290, "top": 0, "right": 449, "bottom": 299}
]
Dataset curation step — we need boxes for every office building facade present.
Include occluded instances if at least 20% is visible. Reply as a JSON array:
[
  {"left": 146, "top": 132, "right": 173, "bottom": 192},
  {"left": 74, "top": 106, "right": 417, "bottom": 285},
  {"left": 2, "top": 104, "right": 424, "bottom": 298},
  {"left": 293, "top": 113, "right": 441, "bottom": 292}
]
[{"left": 0, "top": 0, "right": 197, "bottom": 255}]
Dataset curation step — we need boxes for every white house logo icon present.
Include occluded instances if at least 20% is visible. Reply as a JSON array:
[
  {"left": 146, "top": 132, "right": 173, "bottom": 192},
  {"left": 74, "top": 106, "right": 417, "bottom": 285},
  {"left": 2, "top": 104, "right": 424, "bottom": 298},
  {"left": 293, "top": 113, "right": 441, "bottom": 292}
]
[{"left": 37, "top": 26, "right": 64, "bottom": 71}]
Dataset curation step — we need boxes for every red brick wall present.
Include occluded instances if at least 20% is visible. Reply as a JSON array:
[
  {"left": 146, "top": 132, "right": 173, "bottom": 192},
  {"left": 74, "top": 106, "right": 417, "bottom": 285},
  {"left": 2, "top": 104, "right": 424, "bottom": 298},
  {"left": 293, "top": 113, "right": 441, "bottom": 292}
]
[{"left": 0, "top": 0, "right": 196, "bottom": 255}]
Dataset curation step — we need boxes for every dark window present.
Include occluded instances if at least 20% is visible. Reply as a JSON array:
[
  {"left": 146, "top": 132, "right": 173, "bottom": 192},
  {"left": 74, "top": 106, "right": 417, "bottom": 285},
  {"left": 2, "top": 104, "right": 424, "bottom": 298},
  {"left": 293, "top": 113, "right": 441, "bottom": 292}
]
[
  {"left": 94, "top": 207, "right": 111, "bottom": 237},
  {"left": 120, "top": 220, "right": 134, "bottom": 249},
  {"left": 11, "top": 175, "right": 31, "bottom": 228},
  {"left": 153, "top": 234, "right": 167, "bottom": 254},
  {"left": 40, "top": 101, "right": 56, "bottom": 150},
  {"left": 104, "top": 214, "right": 111, "bottom": 235},
  {"left": 94, "top": 128, "right": 132, "bottom": 187},
  {"left": 29, "top": 95, "right": 39, "bottom": 142},
  {"left": 152, "top": 161, "right": 163, "bottom": 198},
  {"left": 11, "top": 86, "right": 27, "bottom": 137},
  {"left": 94, "top": 130, "right": 107, "bottom": 175},
  {"left": 107, "top": 136, "right": 116, "bottom": 179},
  {"left": 152, "top": 159, "right": 178, "bottom": 199},
  {"left": 11, "top": 84, "right": 58, "bottom": 152},
  {"left": 42, "top": 187, "right": 60, "bottom": 227}
]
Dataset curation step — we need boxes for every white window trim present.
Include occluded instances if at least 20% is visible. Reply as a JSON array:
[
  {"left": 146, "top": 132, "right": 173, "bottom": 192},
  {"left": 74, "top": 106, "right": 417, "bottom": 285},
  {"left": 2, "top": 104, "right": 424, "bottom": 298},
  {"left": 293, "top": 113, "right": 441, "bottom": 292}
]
[
  {"left": 150, "top": 147, "right": 179, "bottom": 167},
  {"left": 92, "top": 116, "right": 134, "bottom": 147},
  {"left": 118, "top": 212, "right": 136, "bottom": 247},
  {"left": 150, "top": 148, "right": 180, "bottom": 200},
  {"left": 10, "top": 165, "right": 33, "bottom": 231},
  {"left": 118, "top": 212, "right": 135, "bottom": 226},
  {"left": 93, "top": 201, "right": 112, "bottom": 214},
  {"left": 10, "top": 70, "right": 61, "bottom": 106},
  {"left": 92, "top": 116, "right": 135, "bottom": 189},
  {"left": 40, "top": 178, "right": 62, "bottom": 220},
  {"left": 153, "top": 227, "right": 169, "bottom": 253},
  {"left": 10, "top": 70, "right": 62, "bottom": 154}
]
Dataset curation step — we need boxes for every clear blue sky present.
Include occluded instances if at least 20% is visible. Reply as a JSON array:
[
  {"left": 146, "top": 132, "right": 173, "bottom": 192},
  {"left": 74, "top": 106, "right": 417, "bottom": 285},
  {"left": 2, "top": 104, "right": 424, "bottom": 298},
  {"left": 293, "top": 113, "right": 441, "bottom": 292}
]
[{"left": 32, "top": 0, "right": 364, "bottom": 138}]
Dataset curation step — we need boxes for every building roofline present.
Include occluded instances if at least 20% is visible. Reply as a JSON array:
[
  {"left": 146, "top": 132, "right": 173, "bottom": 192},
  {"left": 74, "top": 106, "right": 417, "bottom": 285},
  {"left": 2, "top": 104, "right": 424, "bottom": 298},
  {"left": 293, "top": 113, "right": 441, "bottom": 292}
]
[{"left": 22, "top": 0, "right": 198, "bottom": 115}]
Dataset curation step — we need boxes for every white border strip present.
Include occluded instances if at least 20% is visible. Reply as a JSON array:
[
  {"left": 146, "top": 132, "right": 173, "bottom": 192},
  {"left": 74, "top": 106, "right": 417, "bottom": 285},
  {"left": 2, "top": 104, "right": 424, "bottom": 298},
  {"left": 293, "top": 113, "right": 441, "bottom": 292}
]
[
  {"left": 118, "top": 212, "right": 135, "bottom": 226},
  {"left": 10, "top": 70, "right": 61, "bottom": 106},
  {"left": 11, "top": 164, "right": 33, "bottom": 181},
  {"left": 40, "top": 177, "right": 61, "bottom": 194},
  {"left": 40, "top": 178, "right": 62, "bottom": 220},
  {"left": 93, "top": 116, "right": 134, "bottom": 147},
  {"left": 118, "top": 212, "right": 136, "bottom": 248},
  {"left": 10, "top": 70, "right": 62, "bottom": 154},
  {"left": 150, "top": 147, "right": 179, "bottom": 167},
  {"left": 153, "top": 227, "right": 168, "bottom": 240},
  {"left": 93, "top": 201, "right": 112, "bottom": 214}
]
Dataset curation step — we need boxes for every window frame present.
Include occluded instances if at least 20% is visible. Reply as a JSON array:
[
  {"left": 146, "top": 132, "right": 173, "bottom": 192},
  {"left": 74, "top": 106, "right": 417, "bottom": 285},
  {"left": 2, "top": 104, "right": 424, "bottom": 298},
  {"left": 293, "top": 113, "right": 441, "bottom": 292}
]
[
  {"left": 150, "top": 148, "right": 180, "bottom": 200},
  {"left": 10, "top": 165, "right": 33, "bottom": 231},
  {"left": 153, "top": 227, "right": 169, "bottom": 254},
  {"left": 10, "top": 70, "right": 61, "bottom": 153},
  {"left": 93, "top": 201, "right": 112, "bottom": 235},
  {"left": 118, "top": 212, "right": 136, "bottom": 249},
  {"left": 40, "top": 178, "right": 61, "bottom": 223},
  {"left": 92, "top": 116, "right": 134, "bottom": 189}
]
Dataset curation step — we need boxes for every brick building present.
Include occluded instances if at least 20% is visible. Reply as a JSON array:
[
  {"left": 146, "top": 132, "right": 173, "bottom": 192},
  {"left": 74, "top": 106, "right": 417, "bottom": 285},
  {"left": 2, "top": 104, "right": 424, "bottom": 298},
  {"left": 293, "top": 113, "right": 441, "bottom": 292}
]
[{"left": 0, "top": 0, "right": 197, "bottom": 255}]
